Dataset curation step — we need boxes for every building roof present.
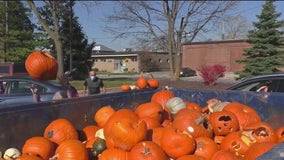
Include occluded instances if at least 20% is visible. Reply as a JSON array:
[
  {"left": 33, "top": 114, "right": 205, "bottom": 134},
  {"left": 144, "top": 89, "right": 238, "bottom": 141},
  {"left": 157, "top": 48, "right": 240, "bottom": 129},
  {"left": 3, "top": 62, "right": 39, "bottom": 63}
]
[
  {"left": 183, "top": 39, "right": 248, "bottom": 45},
  {"left": 92, "top": 44, "right": 116, "bottom": 53}
]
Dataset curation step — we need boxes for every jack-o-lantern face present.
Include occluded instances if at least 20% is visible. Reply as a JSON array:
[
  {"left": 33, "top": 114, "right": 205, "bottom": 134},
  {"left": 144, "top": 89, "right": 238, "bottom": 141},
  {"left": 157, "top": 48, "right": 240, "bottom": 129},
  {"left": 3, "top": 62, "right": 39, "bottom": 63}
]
[{"left": 209, "top": 110, "right": 239, "bottom": 136}]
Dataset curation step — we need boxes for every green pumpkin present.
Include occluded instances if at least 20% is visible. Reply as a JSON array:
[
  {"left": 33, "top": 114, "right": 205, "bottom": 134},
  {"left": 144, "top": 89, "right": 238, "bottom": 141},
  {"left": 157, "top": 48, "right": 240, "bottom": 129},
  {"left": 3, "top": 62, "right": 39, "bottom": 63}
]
[{"left": 91, "top": 138, "right": 106, "bottom": 157}]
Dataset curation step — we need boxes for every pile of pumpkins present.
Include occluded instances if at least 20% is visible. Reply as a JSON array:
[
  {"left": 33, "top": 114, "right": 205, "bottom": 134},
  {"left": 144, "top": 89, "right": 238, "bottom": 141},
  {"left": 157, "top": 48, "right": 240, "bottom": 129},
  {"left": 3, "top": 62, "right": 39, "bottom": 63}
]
[
  {"left": 120, "top": 73, "right": 160, "bottom": 91},
  {"left": 2, "top": 89, "right": 284, "bottom": 160}
]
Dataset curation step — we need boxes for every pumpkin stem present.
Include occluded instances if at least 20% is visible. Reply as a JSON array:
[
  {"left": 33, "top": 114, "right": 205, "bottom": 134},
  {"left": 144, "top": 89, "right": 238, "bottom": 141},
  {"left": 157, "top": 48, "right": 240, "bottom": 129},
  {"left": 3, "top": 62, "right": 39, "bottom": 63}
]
[
  {"left": 147, "top": 73, "right": 154, "bottom": 79},
  {"left": 142, "top": 142, "right": 151, "bottom": 155},
  {"left": 49, "top": 154, "right": 59, "bottom": 160},
  {"left": 195, "top": 113, "right": 206, "bottom": 125}
]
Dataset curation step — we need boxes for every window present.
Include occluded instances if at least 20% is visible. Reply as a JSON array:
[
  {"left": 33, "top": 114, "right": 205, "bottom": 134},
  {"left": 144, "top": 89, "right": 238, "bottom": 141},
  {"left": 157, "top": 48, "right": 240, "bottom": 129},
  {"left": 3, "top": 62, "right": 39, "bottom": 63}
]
[{"left": 159, "top": 59, "right": 163, "bottom": 63}]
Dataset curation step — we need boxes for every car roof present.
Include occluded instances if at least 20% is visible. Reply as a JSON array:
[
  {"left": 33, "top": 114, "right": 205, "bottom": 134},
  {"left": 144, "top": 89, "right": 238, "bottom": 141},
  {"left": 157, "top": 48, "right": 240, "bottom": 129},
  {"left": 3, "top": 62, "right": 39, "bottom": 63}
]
[
  {"left": 0, "top": 76, "right": 62, "bottom": 87},
  {"left": 239, "top": 72, "right": 284, "bottom": 81},
  {"left": 227, "top": 72, "right": 284, "bottom": 90}
]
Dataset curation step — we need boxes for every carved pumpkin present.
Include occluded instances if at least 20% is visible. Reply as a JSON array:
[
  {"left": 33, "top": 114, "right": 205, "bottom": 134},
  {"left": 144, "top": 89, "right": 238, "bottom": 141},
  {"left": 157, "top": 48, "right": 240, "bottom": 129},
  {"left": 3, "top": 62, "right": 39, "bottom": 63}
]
[
  {"left": 223, "top": 102, "right": 261, "bottom": 130},
  {"left": 129, "top": 141, "right": 167, "bottom": 160},
  {"left": 209, "top": 110, "right": 239, "bottom": 136},
  {"left": 160, "top": 127, "right": 196, "bottom": 159},
  {"left": 147, "top": 74, "right": 159, "bottom": 89},
  {"left": 243, "top": 122, "right": 277, "bottom": 143},
  {"left": 173, "top": 108, "right": 213, "bottom": 138},
  {"left": 52, "top": 139, "right": 89, "bottom": 160},
  {"left": 25, "top": 50, "right": 58, "bottom": 81},
  {"left": 43, "top": 118, "right": 78, "bottom": 145},
  {"left": 94, "top": 105, "right": 116, "bottom": 128},
  {"left": 22, "top": 136, "right": 55, "bottom": 160},
  {"left": 220, "top": 131, "right": 252, "bottom": 157}
]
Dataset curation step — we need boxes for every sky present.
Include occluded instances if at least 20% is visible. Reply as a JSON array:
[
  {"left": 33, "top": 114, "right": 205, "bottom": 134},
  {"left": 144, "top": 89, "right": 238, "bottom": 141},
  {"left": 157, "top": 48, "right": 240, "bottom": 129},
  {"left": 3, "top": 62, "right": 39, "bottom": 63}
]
[{"left": 74, "top": 1, "right": 284, "bottom": 52}]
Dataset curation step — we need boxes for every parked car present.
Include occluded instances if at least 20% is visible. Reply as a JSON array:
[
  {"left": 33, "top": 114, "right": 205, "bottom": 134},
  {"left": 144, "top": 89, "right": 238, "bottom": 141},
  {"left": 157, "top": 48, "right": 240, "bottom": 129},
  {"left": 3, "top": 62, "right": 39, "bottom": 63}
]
[
  {"left": 179, "top": 67, "right": 197, "bottom": 77},
  {"left": 227, "top": 72, "right": 284, "bottom": 93},
  {"left": 0, "top": 76, "right": 66, "bottom": 107}
]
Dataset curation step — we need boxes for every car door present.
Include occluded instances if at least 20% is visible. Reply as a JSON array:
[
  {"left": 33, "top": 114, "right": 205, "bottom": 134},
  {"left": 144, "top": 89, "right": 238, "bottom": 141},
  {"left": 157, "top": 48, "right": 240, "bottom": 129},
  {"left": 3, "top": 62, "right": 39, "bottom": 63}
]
[{"left": 0, "top": 80, "right": 47, "bottom": 107}]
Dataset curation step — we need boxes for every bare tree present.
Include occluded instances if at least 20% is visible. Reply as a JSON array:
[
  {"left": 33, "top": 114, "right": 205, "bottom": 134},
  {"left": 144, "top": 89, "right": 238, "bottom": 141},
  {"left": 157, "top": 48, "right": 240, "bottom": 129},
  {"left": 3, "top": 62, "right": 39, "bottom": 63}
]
[
  {"left": 104, "top": 1, "right": 239, "bottom": 80},
  {"left": 27, "top": 1, "right": 65, "bottom": 79},
  {"left": 218, "top": 15, "right": 251, "bottom": 40}
]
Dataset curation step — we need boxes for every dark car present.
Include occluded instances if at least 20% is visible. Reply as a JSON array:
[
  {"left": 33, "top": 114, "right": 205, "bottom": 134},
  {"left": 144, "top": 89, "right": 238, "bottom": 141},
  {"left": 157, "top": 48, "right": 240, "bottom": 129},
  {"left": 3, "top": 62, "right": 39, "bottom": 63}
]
[
  {"left": 179, "top": 67, "right": 197, "bottom": 77},
  {"left": 227, "top": 73, "right": 284, "bottom": 93},
  {"left": 0, "top": 76, "right": 66, "bottom": 107}
]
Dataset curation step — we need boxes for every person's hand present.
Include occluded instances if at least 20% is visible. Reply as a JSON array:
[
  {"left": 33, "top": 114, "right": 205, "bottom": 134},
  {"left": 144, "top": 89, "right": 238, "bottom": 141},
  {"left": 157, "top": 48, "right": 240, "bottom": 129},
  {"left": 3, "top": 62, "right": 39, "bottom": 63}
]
[{"left": 30, "top": 86, "right": 38, "bottom": 95}]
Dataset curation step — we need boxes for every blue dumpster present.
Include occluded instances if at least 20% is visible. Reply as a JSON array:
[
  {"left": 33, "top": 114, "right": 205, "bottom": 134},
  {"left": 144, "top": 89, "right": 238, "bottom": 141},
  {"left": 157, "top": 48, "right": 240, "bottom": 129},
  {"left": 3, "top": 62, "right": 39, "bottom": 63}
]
[{"left": 0, "top": 87, "right": 283, "bottom": 159}]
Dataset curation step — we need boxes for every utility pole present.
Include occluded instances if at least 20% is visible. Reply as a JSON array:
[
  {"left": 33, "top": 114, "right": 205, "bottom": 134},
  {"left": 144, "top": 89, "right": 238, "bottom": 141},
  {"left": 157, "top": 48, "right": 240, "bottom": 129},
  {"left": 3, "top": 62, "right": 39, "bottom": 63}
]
[
  {"left": 4, "top": 0, "right": 8, "bottom": 61},
  {"left": 69, "top": 0, "right": 73, "bottom": 71}
]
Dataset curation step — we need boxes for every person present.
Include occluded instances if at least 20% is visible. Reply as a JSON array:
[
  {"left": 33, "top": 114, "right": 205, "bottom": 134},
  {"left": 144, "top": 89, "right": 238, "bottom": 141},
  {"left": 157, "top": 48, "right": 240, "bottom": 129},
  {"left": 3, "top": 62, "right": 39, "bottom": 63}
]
[
  {"left": 83, "top": 70, "right": 106, "bottom": 96},
  {"left": 31, "top": 74, "right": 79, "bottom": 102}
]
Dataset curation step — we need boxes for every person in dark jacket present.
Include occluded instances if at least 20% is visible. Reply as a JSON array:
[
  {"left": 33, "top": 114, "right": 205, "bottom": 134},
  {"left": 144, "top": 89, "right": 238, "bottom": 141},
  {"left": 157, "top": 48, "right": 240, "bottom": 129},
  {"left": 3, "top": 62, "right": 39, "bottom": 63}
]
[{"left": 83, "top": 70, "right": 106, "bottom": 96}]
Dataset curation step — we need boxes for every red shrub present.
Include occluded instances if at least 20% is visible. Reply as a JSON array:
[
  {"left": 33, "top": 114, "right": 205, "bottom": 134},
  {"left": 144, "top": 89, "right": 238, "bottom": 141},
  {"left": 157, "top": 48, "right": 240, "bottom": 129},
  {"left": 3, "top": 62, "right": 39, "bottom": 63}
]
[{"left": 198, "top": 64, "right": 226, "bottom": 86}]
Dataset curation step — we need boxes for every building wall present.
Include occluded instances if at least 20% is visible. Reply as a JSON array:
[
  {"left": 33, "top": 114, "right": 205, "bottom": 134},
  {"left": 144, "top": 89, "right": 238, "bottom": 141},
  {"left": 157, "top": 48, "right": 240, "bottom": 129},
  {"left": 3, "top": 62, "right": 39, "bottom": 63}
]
[{"left": 182, "top": 40, "right": 253, "bottom": 72}]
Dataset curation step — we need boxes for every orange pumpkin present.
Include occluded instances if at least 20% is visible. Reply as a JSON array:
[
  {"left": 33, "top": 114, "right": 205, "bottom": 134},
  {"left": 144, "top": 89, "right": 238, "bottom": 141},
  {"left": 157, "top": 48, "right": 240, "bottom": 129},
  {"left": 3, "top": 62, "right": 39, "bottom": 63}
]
[
  {"left": 147, "top": 74, "right": 159, "bottom": 89},
  {"left": 243, "top": 142, "right": 277, "bottom": 160},
  {"left": 209, "top": 110, "right": 239, "bottom": 136},
  {"left": 106, "top": 117, "right": 147, "bottom": 151},
  {"left": 243, "top": 122, "right": 278, "bottom": 143},
  {"left": 129, "top": 141, "right": 167, "bottom": 160},
  {"left": 22, "top": 136, "right": 55, "bottom": 160},
  {"left": 120, "top": 84, "right": 131, "bottom": 91},
  {"left": 194, "top": 136, "right": 218, "bottom": 159},
  {"left": 103, "top": 109, "right": 138, "bottom": 138},
  {"left": 211, "top": 150, "right": 241, "bottom": 160},
  {"left": 223, "top": 102, "right": 261, "bottom": 130},
  {"left": 98, "top": 148, "right": 129, "bottom": 160},
  {"left": 135, "top": 101, "right": 164, "bottom": 122},
  {"left": 52, "top": 139, "right": 89, "bottom": 160},
  {"left": 276, "top": 126, "right": 284, "bottom": 143},
  {"left": 82, "top": 125, "right": 100, "bottom": 141},
  {"left": 151, "top": 89, "right": 175, "bottom": 108},
  {"left": 140, "top": 116, "right": 161, "bottom": 130},
  {"left": 94, "top": 105, "right": 116, "bottom": 128},
  {"left": 160, "top": 127, "right": 196, "bottom": 159},
  {"left": 173, "top": 108, "right": 213, "bottom": 138},
  {"left": 220, "top": 131, "right": 252, "bottom": 157},
  {"left": 25, "top": 50, "right": 58, "bottom": 81},
  {"left": 17, "top": 154, "right": 44, "bottom": 160},
  {"left": 43, "top": 118, "right": 78, "bottom": 145},
  {"left": 136, "top": 76, "right": 148, "bottom": 89},
  {"left": 176, "top": 155, "right": 207, "bottom": 160},
  {"left": 148, "top": 127, "right": 168, "bottom": 147}
]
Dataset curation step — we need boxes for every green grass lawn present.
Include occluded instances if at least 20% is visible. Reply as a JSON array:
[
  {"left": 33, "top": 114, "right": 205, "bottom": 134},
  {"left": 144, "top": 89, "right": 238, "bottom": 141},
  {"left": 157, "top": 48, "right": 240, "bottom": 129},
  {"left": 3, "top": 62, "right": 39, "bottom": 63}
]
[{"left": 70, "top": 79, "right": 136, "bottom": 90}]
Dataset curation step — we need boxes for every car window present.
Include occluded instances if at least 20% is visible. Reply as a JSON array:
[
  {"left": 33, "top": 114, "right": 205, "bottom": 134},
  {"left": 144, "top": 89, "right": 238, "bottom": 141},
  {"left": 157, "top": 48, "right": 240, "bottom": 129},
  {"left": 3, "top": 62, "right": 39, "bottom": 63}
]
[
  {"left": 276, "top": 79, "right": 284, "bottom": 92},
  {"left": 7, "top": 81, "right": 46, "bottom": 95},
  {"left": 234, "top": 80, "right": 273, "bottom": 92}
]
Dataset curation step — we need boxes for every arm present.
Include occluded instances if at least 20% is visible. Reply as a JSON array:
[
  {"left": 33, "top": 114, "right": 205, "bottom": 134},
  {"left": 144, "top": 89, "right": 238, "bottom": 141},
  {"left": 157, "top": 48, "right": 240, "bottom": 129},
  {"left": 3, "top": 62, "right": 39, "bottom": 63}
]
[{"left": 83, "top": 80, "right": 88, "bottom": 96}]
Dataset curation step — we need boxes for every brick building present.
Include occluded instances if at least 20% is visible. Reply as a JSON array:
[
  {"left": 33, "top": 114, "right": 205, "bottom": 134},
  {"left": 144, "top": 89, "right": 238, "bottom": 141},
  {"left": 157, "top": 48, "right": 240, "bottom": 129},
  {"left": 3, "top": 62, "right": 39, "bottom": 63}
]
[
  {"left": 91, "top": 44, "right": 170, "bottom": 73},
  {"left": 182, "top": 39, "right": 253, "bottom": 72}
]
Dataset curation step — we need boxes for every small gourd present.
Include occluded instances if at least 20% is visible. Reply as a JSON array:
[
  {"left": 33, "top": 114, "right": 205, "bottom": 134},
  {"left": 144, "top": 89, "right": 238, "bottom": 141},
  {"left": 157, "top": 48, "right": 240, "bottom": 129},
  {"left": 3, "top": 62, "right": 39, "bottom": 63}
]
[
  {"left": 91, "top": 138, "right": 107, "bottom": 157},
  {"left": 166, "top": 97, "right": 186, "bottom": 115},
  {"left": 3, "top": 148, "right": 21, "bottom": 160}
]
